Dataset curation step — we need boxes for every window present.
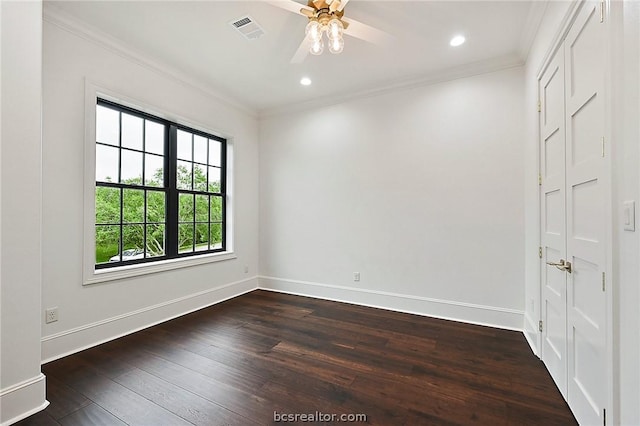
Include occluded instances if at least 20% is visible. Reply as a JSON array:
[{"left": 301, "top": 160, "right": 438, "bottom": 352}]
[{"left": 95, "top": 99, "right": 226, "bottom": 269}]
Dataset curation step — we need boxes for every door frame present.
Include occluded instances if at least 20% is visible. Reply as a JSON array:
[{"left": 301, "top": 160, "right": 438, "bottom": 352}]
[{"left": 535, "top": 0, "right": 614, "bottom": 423}]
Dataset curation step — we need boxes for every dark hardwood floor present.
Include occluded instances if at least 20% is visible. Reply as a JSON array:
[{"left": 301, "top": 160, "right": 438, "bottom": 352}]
[{"left": 18, "top": 290, "right": 576, "bottom": 425}]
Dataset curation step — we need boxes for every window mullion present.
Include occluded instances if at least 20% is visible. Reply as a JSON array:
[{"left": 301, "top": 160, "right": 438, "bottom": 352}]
[
  {"left": 166, "top": 125, "right": 178, "bottom": 257},
  {"left": 220, "top": 141, "right": 227, "bottom": 251}
]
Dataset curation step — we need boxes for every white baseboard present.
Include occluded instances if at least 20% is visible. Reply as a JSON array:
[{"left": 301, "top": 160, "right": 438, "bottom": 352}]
[
  {"left": 41, "top": 276, "right": 258, "bottom": 363},
  {"left": 523, "top": 313, "right": 540, "bottom": 357},
  {"left": 258, "top": 276, "right": 524, "bottom": 331},
  {"left": 0, "top": 373, "right": 48, "bottom": 426}
]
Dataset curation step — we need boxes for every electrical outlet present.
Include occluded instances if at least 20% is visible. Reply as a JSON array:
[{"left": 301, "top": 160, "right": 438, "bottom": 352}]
[
  {"left": 353, "top": 272, "right": 360, "bottom": 282},
  {"left": 244, "top": 265, "right": 249, "bottom": 274},
  {"left": 45, "top": 307, "right": 58, "bottom": 324}
]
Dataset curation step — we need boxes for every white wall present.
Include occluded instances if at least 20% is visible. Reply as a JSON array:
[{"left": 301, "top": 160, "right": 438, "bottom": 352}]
[
  {"left": 610, "top": 1, "right": 640, "bottom": 424},
  {"left": 40, "top": 17, "right": 260, "bottom": 361},
  {"left": 259, "top": 66, "right": 525, "bottom": 329},
  {"left": 0, "top": 1, "right": 48, "bottom": 424}
]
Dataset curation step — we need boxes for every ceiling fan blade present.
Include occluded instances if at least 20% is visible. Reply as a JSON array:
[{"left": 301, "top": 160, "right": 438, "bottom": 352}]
[
  {"left": 342, "top": 17, "right": 393, "bottom": 45},
  {"left": 265, "top": 1, "right": 314, "bottom": 16},
  {"left": 329, "top": 0, "right": 339, "bottom": 12},
  {"left": 291, "top": 37, "right": 311, "bottom": 64},
  {"left": 336, "top": 0, "right": 349, "bottom": 12},
  {"left": 300, "top": 8, "right": 315, "bottom": 18}
]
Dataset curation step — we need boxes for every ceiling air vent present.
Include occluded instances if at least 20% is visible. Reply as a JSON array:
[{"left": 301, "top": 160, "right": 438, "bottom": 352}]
[{"left": 229, "top": 15, "right": 265, "bottom": 40}]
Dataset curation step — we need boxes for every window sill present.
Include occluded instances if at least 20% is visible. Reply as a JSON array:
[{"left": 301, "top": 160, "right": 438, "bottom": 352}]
[{"left": 84, "top": 251, "right": 237, "bottom": 285}]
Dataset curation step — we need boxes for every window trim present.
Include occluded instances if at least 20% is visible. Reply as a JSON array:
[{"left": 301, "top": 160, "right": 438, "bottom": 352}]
[{"left": 83, "top": 82, "right": 235, "bottom": 285}]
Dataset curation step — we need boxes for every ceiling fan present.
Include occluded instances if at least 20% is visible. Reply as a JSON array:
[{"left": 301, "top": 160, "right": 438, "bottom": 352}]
[{"left": 267, "top": 0, "right": 392, "bottom": 63}]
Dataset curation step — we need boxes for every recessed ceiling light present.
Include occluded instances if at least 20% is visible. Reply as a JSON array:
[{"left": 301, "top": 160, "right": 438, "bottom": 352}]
[
  {"left": 300, "top": 77, "right": 312, "bottom": 86},
  {"left": 450, "top": 35, "right": 466, "bottom": 47}
]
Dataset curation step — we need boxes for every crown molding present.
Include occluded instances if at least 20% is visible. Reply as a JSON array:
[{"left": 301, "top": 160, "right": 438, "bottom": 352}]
[
  {"left": 43, "top": 3, "right": 258, "bottom": 119},
  {"left": 258, "top": 53, "right": 525, "bottom": 119},
  {"left": 517, "top": 0, "right": 549, "bottom": 61}
]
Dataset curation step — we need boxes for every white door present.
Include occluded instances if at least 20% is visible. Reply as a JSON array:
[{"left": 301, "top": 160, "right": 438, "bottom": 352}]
[
  {"left": 540, "top": 46, "right": 568, "bottom": 399},
  {"left": 539, "top": 1, "right": 608, "bottom": 424},
  {"left": 564, "top": 1, "right": 607, "bottom": 424}
]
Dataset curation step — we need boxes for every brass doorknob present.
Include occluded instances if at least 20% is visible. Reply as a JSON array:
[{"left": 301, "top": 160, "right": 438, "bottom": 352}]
[{"left": 546, "top": 259, "right": 572, "bottom": 273}]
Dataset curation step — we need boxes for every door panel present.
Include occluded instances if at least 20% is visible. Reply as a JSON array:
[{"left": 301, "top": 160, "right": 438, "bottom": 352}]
[
  {"left": 565, "top": 1, "right": 607, "bottom": 423},
  {"left": 545, "top": 129, "right": 564, "bottom": 180},
  {"left": 539, "top": 47, "right": 567, "bottom": 398},
  {"left": 571, "top": 94, "right": 601, "bottom": 166},
  {"left": 545, "top": 299, "right": 564, "bottom": 360},
  {"left": 545, "top": 190, "right": 564, "bottom": 235},
  {"left": 572, "top": 179, "right": 600, "bottom": 242},
  {"left": 571, "top": 257, "right": 603, "bottom": 329}
]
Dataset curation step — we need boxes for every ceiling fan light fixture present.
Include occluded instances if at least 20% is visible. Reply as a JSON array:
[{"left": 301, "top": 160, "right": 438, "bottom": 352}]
[
  {"left": 305, "top": 20, "right": 322, "bottom": 42},
  {"left": 310, "top": 39, "right": 324, "bottom": 55},
  {"left": 329, "top": 36, "right": 344, "bottom": 54},
  {"left": 307, "top": 15, "right": 345, "bottom": 56},
  {"left": 327, "top": 17, "right": 344, "bottom": 40}
]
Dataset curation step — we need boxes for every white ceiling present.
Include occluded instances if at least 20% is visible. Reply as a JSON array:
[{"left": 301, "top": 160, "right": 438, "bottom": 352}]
[{"left": 46, "top": 1, "right": 546, "bottom": 115}]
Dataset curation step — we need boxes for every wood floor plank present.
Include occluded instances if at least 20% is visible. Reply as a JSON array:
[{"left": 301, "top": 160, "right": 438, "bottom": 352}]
[
  {"left": 256, "top": 369, "right": 405, "bottom": 425},
  {"left": 13, "top": 410, "right": 61, "bottom": 426},
  {"left": 57, "top": 403, "right": 126, "bottom": 426},
  {"left": 40, "top": 375, "right": 92, "bottom": 421},
  {"left": 65, "top": 371, "right": 193, "bottom": 426},
  {"left": 136, "top": 321, "right": 361, "bottom": 389},
  {"left": 19, "top": 289, "right": 577, "bottom": 425},
  {"left": 115, "top": 348, "right": 276, "bottom": 421},
  {"left": 113, "top": 367, "right": 258, "bottom": 425},
  {"left": 349, "top": 373, "right": 511, "bottom": 425},
  {"left": 109, "top": 332, "right": 271, "bottom": 394}
]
